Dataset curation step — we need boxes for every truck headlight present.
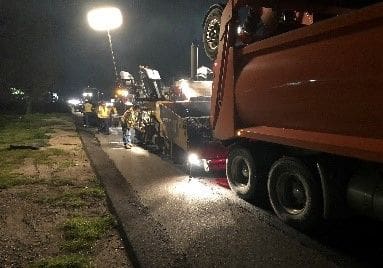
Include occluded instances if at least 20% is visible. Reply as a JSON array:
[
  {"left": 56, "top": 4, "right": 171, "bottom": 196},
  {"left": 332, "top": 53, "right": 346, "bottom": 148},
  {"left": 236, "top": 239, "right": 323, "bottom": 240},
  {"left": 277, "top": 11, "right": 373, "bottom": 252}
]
[{"left": 188, "top": 153, "right": 202, "bottom": 166}]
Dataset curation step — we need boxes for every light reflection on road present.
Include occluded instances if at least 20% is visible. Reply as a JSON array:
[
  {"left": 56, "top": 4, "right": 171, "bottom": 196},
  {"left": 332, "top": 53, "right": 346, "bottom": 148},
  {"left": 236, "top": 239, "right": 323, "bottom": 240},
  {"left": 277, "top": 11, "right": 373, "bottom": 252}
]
[
  {"left": 170, "top": 176, "right": 222, "bottom": 201},
  {"left": 130, "top": 146, "right": 150, "bottom": 156}
]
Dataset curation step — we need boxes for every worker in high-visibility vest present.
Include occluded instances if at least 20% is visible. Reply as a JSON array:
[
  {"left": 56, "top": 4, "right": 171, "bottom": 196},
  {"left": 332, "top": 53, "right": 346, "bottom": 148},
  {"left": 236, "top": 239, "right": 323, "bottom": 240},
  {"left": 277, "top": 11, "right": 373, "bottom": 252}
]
[
  {"left": 83, "top": 100, "right": 93, "bottom": 127},
  {"left": 97, "top": 101, "right": 110, "bottom": 134},
  {"left": 121, "top": 105, "right": 140, "bottom": 148}
]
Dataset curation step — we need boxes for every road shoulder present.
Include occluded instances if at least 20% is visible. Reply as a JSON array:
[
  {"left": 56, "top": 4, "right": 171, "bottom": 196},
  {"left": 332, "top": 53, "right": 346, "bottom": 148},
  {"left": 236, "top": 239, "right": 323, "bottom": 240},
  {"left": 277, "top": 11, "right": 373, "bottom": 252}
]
[{"left": 77, "top": 127, "right": 190, "bottom": 267}]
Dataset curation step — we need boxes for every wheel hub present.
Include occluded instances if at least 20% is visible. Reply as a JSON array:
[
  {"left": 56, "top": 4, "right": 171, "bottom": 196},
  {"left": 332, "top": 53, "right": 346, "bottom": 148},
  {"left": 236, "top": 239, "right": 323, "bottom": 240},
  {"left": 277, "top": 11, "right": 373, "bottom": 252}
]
[
  {"left": 232, "top": 157, "right": 250, "bottom": 186},
  {"left": 277, "top": 174, "right": 307, "bottom": 215}
]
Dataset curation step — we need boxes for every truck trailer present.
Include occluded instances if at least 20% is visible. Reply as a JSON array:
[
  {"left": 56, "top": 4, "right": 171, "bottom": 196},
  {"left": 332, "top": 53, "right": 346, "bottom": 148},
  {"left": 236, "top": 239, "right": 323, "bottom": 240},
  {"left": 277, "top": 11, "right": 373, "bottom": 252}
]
[{"left": 203, "top": 0, "right": 383, "bottom": 229}]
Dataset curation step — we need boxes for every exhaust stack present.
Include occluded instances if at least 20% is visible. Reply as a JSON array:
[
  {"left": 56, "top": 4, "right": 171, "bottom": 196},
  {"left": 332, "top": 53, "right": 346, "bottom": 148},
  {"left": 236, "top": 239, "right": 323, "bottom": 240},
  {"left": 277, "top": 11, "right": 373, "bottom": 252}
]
[{"left": 190, "top": 43, "right": 198, "bottom": 81}]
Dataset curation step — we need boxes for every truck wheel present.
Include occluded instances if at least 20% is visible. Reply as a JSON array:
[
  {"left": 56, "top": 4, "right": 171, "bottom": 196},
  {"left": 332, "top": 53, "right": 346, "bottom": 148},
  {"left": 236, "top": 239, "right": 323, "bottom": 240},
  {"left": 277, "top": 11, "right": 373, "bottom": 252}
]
[
  {"left": 268, "top": 157, "right": 322, "bottom": 230},
  {"left": 203, "top": 4, "right": 225, "bottom": 60},
  {"left": 227, "top": 146, "right": 264, "bottom": 201}
]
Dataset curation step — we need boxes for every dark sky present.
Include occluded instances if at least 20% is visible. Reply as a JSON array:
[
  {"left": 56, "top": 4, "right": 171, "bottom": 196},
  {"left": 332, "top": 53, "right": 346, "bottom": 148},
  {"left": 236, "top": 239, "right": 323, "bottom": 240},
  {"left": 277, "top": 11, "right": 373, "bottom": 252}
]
[{"left": 1, "top": 0, "right": 217, "bottom": 96}]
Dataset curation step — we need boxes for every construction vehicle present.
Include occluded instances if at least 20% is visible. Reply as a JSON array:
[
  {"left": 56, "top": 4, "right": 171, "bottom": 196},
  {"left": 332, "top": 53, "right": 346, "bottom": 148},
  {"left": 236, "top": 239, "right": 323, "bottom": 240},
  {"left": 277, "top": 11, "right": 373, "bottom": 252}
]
[
  {"left": 117, "top": 66, "right": 166, "bottom": 147},
  {"left": 159, "top": 97, "right": 226, "bottom": 172},
  {"left": 203, "top": 0, "right": 383, "bottom": 229},
  {"left": 119, "top": 65, "right": 226, "bottom": 172},
  {"left": 117, "top": 67, "right": 166, "bottom": 104},
  {"left": 160, "top": 44, "right": 226, "bottom": 172}
]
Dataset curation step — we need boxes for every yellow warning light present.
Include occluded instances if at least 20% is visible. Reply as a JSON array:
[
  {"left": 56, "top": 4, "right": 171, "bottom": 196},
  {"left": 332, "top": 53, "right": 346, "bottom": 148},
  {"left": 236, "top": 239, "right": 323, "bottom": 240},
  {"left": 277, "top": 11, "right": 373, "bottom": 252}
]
[{"left": 116, "top": 89, "right": 129, "bottom": 97}]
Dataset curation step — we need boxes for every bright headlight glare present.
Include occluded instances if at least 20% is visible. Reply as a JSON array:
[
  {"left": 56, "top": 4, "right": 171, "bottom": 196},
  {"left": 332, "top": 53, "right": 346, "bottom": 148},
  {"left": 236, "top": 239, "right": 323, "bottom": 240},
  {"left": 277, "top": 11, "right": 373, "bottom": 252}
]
[
  {"left": 188, "top": 153, "right": 201, "bottom": 166},
  {"left": 237, "top": 26, "right": 243, "bottom": 35}
]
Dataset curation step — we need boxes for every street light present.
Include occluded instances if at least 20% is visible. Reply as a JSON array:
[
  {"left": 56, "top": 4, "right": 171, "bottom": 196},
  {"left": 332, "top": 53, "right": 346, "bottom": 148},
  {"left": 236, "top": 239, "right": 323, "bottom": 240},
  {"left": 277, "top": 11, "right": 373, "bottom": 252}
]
[{"left": 87, "top": 7, "right": 123, "bottom": 83}]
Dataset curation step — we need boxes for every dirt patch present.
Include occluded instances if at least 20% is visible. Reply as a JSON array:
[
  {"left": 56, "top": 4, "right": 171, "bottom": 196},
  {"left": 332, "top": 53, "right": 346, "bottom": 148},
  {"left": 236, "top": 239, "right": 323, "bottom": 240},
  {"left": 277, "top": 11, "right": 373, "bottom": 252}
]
[{"left": 0, "top": 121, "right": 132, "bottom": 267}]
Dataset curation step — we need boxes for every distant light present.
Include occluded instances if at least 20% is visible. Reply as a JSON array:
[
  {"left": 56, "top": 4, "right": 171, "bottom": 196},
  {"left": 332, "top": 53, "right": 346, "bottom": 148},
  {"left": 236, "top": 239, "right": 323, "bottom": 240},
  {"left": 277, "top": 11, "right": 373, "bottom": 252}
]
[
  {"left": 87, "top": 7, "right": 122, "bottom": 31},
  {"left": 10, "top": 88, "right": 25, "bottom": 96},
  {"left": 83, "top": 92, "right": 93, "bottom": 97},
  {"left": 67, "top": 99, "right": 81, "bottom": 105},
  {"left": 116, "top": 89, "right": 129, "bottom": 97},
  {"left": 188, "top": 153, "right": 202, "bottom": 166}
]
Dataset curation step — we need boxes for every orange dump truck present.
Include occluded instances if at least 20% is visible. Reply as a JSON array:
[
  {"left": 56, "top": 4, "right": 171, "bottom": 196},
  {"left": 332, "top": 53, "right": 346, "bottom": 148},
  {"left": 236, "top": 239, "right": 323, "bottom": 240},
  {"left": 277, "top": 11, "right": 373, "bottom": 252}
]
[{"left": 203, "top": 0, "right": 383, "bottom": 229}]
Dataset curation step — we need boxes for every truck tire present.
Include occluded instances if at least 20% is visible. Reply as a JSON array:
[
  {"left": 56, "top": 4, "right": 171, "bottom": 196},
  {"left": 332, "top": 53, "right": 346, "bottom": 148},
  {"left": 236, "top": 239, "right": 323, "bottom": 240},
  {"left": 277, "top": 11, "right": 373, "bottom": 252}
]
[
  {"left": 268, "top": 157, "right": 322, "bottom": 230},
  {"left": 227, "top": 146, "right": 264, "bottom": 201},
  {"left": 203, "top": 4, "right": 225, "bottom": 60}
]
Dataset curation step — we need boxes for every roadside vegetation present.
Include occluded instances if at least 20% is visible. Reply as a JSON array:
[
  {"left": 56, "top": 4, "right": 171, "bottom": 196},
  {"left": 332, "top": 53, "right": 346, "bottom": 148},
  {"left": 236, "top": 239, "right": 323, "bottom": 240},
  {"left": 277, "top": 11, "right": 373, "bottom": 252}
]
[
  {"left": 0, "top": 114, "right": 70, "bottom": 189},
  {"left": 61, "top": 215, "right": 115, "bottom": 253},
  {"left": 0, "top": 113, "right": 129, "bottom": 267}
]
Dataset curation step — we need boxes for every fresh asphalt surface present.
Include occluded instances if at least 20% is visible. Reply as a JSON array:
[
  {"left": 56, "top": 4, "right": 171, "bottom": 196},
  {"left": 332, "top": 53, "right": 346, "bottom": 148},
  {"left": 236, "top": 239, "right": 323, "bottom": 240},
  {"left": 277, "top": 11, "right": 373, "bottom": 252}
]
[{"left": 77, "top": 123, "right": 382, "bottom": 268}]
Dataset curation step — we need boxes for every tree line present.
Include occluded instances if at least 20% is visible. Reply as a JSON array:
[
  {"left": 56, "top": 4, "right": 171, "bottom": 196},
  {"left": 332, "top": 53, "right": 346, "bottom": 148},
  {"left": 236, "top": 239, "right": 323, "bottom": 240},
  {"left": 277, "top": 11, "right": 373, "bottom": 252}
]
[{"left": 0, "top": 1, "right": 63, "bottom": 114}]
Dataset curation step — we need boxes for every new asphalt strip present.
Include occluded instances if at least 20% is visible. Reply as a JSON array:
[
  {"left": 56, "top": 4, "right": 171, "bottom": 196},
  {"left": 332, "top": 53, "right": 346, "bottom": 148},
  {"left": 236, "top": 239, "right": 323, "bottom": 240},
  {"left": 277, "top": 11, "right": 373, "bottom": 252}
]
[{"left": 78, "top": 128, "right": 190, "bottom": 267}]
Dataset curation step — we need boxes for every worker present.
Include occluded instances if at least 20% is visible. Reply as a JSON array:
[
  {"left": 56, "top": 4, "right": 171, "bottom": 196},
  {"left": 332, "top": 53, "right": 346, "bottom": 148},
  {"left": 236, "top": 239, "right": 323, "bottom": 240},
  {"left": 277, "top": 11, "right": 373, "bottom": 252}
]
[
  {"left": 121, "top": 105, "right": 140, "bottom": 149},
  {"left": 114, "top": 99, "right": 127, "bottom": 128},
  {"left": 97, "top": 101, "right": 110, "bottom": 134},
  {"left": 108, "top": 104, "right": 118, "bottom": 128},
  {"left": 83, "top": 100, "right": 93, "bottom": 127}
]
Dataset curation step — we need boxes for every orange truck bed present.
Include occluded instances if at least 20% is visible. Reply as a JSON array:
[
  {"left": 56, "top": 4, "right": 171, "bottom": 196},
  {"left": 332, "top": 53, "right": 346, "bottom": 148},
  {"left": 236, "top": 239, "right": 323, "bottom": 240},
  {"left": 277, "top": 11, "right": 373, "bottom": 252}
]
[{"left": 212, "top": 2, "right": 383, "bottom": 163}]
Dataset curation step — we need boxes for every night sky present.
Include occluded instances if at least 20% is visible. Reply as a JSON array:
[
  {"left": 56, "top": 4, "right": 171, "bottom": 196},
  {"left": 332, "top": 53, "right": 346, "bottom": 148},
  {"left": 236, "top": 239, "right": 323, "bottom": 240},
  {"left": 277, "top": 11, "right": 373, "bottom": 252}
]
[{"left": 1, "top": 0, "right": 217, "bottom": 96}]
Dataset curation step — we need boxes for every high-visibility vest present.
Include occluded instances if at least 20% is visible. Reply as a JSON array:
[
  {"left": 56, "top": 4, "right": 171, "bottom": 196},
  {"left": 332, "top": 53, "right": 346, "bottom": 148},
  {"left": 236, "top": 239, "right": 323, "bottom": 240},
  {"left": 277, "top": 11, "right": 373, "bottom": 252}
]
[
  {"left": 108, "top": 106, "right": 117, "bottom": 117},
  {"left": 97, "top": 105, "right": 109, "bottom": 118},
  {"left": 122, "top": 107, "right": 138, "bottom": 127},
  {"left": 84, "top": 103, "right": 93, "bottom": 113}
]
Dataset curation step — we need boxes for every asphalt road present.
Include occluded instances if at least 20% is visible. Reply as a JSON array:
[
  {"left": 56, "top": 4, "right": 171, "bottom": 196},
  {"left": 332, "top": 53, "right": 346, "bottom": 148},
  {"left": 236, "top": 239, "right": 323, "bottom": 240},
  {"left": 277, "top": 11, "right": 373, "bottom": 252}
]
[{"left": 78, "top": 124, "right": 382, "bottom": 268}]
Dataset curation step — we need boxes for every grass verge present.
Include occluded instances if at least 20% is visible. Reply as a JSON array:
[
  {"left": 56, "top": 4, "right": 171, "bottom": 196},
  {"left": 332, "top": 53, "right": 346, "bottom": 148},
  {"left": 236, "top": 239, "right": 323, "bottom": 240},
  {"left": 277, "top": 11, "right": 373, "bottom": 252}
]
[
  {"left": 1, "top": 113, "right": 126, "bottom": 266},
  {"left": 0, "top": 113, "right": 72, "bottom": 189},
  {"left": 61, "top": 216, "right": 114, "bottom": 253},
  {"left": 30, "top": 254, "right": 90, "bottom": 268},
  {"left": 0, "top": 175, "right": 30, "bottom": 189},
  {"left": 38, "top": 186, "right": 105, "bottom": 208},
  {"left": 0, "top": 147, "right": 70, "bottom": 189}
]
